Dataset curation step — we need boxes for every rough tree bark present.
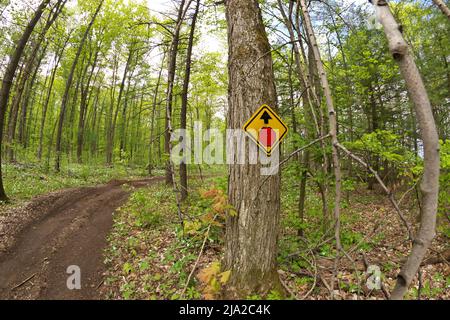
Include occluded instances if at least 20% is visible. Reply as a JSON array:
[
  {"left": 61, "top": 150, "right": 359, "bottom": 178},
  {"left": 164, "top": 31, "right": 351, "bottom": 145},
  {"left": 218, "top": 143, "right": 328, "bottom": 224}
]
[
  {"left": 180, "top": 0, "right": 200, "bottom": 201},
  {"left": 55, "top": 0, "right": 104, "bottom": 172},
  {"left": 0, "top": 0, "right": 51, "bottom": 201},
  {"left": 224, "top": 0, "right": 282, "bottom": 298},
  {"left": 371, "top": 0, "right": 440, "bottom": 300}
]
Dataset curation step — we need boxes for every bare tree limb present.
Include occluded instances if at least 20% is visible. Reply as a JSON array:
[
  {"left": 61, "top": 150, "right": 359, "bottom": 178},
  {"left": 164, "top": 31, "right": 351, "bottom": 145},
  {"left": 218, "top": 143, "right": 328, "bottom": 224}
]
[{"left": 371, "top": 0, "right": 440, "bottom": 300}]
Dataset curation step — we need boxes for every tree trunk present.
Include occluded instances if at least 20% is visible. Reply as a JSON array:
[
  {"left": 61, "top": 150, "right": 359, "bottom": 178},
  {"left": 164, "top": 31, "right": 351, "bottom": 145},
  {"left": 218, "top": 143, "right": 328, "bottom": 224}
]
[
  {"left": 165, "top": 0, "right": 192, "bottom": 185},
  {"left": 180, "top": 0, "right": 200, "bottom": 201},
  {"left": 107, "top": 45, "right": 133, "bottom": 166},
  {"left": 432, "top": 0, "right": 450, "bottom": 19},
  {"left": 38, "top": 40, "right": 67, "bottom": 160},
  {"left": 149, "top": 51, "right": 166, "bottom": 175},
  {"left": 7, "top": 44, "right": 47, "bottom": 161},
  {"left": 371, "top": 0, "right": 441, "bottom": 300},
  {"left": 119, "top": 61, "right": 136, "bottom": 157},
  {"left": 300, "top": 0, "right": 342, "bottom": 250},
  {"left": 18, "top": 45, "right": 46, "bottom": 148},
  {"left": 0, "top": 0, "right": 51, "bottom": 201},
  {"left": 6, "top": 0, "right": 66, "bottom": 161},
  {"left": 55, "top": 0, "right": 103, "bottom": 172},
  {"left": 224, "top": 0, "right": 282, "bottom": 298},
  {"left": 77, "top": 43, "right": 101, "bottom": 163},
  {"left": 298, "top": 150, "right": 309, "bottom": 237}
]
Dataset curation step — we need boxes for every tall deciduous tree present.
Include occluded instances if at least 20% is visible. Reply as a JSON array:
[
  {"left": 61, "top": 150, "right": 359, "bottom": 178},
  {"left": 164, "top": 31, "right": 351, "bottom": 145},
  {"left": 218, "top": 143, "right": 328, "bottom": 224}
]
[
  {"left": 180, "top": 0, "right": 200, "bottom": 201},
  {"left": 165, "top": 0, "right": 192, "bottom": 185},
  {"left": 55, "top": 0, "right": 103, "bottom": 172},
  {"left": 5, "top": 0, "right": 67, "bottom": 161},
  {"left": 0, "top": 0, "right": 51, "bottom": 201},
  {"left": 224, "top": 0, "right": 282, "bottom": 297}
]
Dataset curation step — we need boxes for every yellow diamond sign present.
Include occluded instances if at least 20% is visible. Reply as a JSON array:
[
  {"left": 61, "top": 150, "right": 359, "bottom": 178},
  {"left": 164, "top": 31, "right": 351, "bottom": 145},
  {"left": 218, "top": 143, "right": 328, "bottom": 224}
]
[{"left": 243, "top": 104, "right": 288, "bottom": 156}]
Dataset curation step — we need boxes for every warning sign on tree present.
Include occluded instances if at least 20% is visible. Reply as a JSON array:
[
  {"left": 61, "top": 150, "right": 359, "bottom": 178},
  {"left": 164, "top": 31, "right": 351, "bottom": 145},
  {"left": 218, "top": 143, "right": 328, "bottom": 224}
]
[{"left": 243, "top": 104, "right": 288, "bottom": 156}]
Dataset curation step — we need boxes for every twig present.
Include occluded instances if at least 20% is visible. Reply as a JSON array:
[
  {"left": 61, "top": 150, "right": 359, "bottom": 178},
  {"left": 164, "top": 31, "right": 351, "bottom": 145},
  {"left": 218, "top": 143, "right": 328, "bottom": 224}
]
[
  {"left": 278, "top": 271, "right": 299, "bottom": 300},
  {"left": 180, "top": 214, "right": 218, "bottom": 298},
  {"left": 318, "top": 273, "right": 333, "bottom": 295},
  {"left": 253, "top": 134, "right": 331, "bottom": 202},
  {"left": 398, "top": 179, "right": 420, "bottom": 206},
  {"left": 96, "top": 279, "right": 104, "bottom": 289},
  {"left": 295, "top": 235, "right": 330, "bottom": 299},
  {"left": 300, "top": 248, "right": 318, "bottom": 300},
  {"left": 12, "top": 273, "right": 36, "bottom": 290}
]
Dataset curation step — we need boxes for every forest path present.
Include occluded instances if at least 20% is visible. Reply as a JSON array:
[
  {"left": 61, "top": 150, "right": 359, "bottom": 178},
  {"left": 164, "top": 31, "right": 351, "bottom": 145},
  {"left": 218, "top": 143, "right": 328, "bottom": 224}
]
[{"left": 0, "top": 177, "right": 163, "bottom": 300}]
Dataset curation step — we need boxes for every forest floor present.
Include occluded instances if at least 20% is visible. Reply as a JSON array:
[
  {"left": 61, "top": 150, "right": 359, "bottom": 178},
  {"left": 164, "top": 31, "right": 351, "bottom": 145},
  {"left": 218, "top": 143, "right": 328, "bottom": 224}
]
[
  {"left": 101, "top": 174, "right": 449, "bottom": 300},
  {"left": 0, "top": 167, "right": 448, "bottom": 300},
  {"left": 0, "top": 176, "right": 163, "bottom": 299}
]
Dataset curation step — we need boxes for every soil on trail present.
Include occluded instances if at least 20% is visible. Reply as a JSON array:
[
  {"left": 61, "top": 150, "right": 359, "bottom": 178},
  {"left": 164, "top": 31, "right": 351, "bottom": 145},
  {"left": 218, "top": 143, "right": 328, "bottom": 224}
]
[{"left": 0, "top": 177, "right": 162, "bottom": 300}]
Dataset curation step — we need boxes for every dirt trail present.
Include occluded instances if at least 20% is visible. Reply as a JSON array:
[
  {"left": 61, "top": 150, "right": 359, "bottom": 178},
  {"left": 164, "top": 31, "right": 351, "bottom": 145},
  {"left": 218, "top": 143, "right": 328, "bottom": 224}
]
[{"left": 0, "top": 177, "right": 162, "bottom": 300}]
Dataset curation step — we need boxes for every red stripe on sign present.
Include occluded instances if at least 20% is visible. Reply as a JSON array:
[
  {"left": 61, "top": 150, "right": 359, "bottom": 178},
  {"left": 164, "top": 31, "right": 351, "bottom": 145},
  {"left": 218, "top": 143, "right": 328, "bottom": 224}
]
[{"left": 259, "top": 127, "right": 277, "bottom": 148}]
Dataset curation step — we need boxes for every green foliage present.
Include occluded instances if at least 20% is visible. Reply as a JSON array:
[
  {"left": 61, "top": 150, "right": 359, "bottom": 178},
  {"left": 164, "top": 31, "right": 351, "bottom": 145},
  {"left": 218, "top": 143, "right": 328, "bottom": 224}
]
[
  {"left": 409, "top": 279, "right": 444, "bottom": 299},
  {"left": 127, "top": 189, "right": 163, "bottom": 228},
  {"left": 438, "top": 140, "right": 450, "bottom": 221},
  {"left": 1, "top": 162, "right": 145, "bottom": 205},
  {"left": 341, "top": 230, "right": 371, "bottom": 251},
  {"left": 345, "top": 130, "right": 419, "bottom": 178},
  {"left": 266, "top": 290, "right": 283, "bottom": 300}
]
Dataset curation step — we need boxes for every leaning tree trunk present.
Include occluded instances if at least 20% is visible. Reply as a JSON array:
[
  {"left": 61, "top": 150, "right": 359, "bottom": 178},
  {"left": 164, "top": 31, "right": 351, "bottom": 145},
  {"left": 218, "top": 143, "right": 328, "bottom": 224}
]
[
  {"left": 0, "top": 0, "right": 51, "bottom": 201},
  {"left": 55, "top": 0, "right": 103, "bottom": 172},
  {"left": 432, "top": 0, "right": 450, "bottom": 19},
  {"left": 371, "top": 0, "right": 440, "bottom": 300},
  {"left": 224, "top": 0, "right": 282, "bottom": 298}
]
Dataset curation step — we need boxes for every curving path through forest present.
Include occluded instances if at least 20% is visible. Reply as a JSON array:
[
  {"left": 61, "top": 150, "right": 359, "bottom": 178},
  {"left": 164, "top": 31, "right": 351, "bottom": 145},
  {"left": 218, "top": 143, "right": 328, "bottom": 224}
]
[{"left": 0, "top": 177, "right": 163, "bottom": 300}]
